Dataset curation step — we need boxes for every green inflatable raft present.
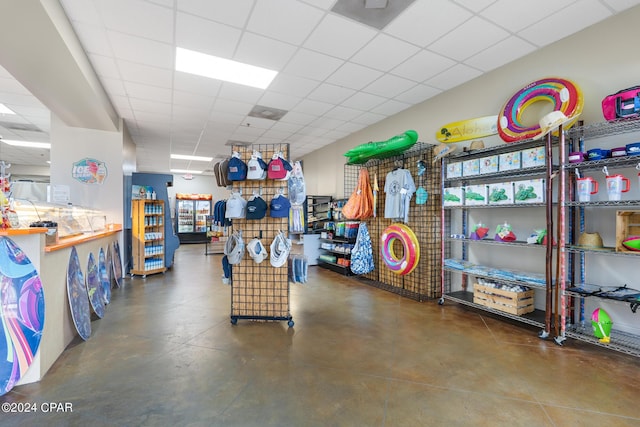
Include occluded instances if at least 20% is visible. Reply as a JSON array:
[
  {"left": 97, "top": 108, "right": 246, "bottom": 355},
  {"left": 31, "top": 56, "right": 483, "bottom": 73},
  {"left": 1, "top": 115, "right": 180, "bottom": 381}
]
[{"left": 344, "top": 130, "right": 418, "bottom": 164}]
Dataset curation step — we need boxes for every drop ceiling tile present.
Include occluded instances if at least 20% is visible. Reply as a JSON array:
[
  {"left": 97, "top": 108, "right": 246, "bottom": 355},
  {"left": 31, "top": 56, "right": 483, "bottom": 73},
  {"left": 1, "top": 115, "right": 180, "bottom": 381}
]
[
  {"left": 88, "top": 54, "right": 121, "bottom": 79},
  {"left": 173, "top": 72, "right": 222, "bottom": 96},
  {"left": 284, "top": 49, "right": 345, "bottom": 81},
  {"left": 72, "top": 22, "right": 113, "bottom": 56},
  {"left": 326, "top": 62, "right": 383, "bottom": 91},
  {"left": 603, "top": 0, "right": 640, "bottom": 11},
  {"left": 0, "top": 93, "right": 45, "bottom": 108},
  {"left": 241, "top": 116, "right": 278, "bottom": 130},
  {"left": 335, "top": 121, "right": 366, "bottom": 133},
  {"left": 425, "top": 63, "right": 482, "bottom": 91},
  {"left": 303, "top": 14, "right": 376, "bottom": 60},
  {"left": 279, "top": 111, "right": 317, "bottom": 126},
  {"left": 246, "top": 0, "right": 325, "bottom": 45},
  {"left": 213, "top": 99, "right": 254, "bottom": 116},
  {"left": 124, "top": 81, "right": 172, "bottom": 103},
  {"left": 384, "top": 0, "right": 472, "bottom": 46},
  {"left": 267, "top": 73, "right": 320, "bottom": 98},
  {"left": 322, "top": 129, "right": 350, "bottom": 140},
  {"left": 451, "top": 0, "right": 497, "bottom": 12},
  {"left": 370, "top": 99, "right": 411, "bottom": 116},
  {"left": 117, "top": 60, "right": 173, "bottom": 88},
  {"left": 310, "top": 116, "right": 346, "bottom": 130},
  {"left": 340, "top": 91, "right": 387, "bottom": 110},
  {"left": 208, "top": 112, "right": 245, "bottom": 129},
  {"left": 465, "top": 36, "right": 536, "bottom": 72},
  {"left": 133, "top": 110, "right": 172, "bottom": 124},
  {"left": 172, "top": 90, "right": 214, "bottom": 110},
  {"left": 390, "top": 49, "right": 456, "bottom": 82},
  {"left": 128, "top": 98, "right": 172, "bottom": 115},
  {"left": 480, "top": 0, "right": 575, "bottom": 33},
  {"left": 324, "top": 105, "right": 365, "bottom": 121},
  {"left": 97, "top": 0, "right": 174, "bottom": 43},
  {"left": 107, "top": 31, "right": 174, "bottom": 69},
  {"left": 171, "top": 105, "right": 210, "bottom": 122},
  {"left": 9, "top": 105, "right": 49, "bottom": 119},
  {"left": 60, "top": 0, "right": 102, "bottom": 24},
  {"left": 307, "top": 83, "right": 356, "bottom": 104},
  {"left": 270, "top": 121, "right": 304, "bottom": 134},
  {"left": 234, "top": 33, "right": 297, "bottom": 71},
  {"left": 429, "top": 16, "right": 509, "bottom": 61},
  {"left": 146, "top": 0, "right": 174, "bottom": 7},
  {"left": 362, "top": 74, "right": 417, "bottom": 98},
  {"left": 261, "top": 128, "right": 296, "bottom": 140},
  {"left": 231, "top": 125, "right": 267, "bottom": 139},
  {"left": 518, "top": 0, "right": 611, "bottom": 47},
  {"left": 393, "top": 84, "right": 441, "bottom": 104},
  {"left": 299, "top": 0, "right": 336, "bottom": 11},
  {"left": 177, "top": 0, "right": 254, "bottom": 28},
  {"left": 290, "top": 99, "right": 333, "bottom": 116},
  {"left": 217, "top": 83, "right": 264, "bottom": 105},
  {"left": 257, "top": 91, "right": 302, "bottom": 111},
  {"left": 352, "top": 111, "right": 387, "bottom": 126},
  {"left": 350, "top": 34, "right": 420, "bottom": 72},
  {"left": 99, "top": 78, "right": 127, "bottom": 98},
  {"left": 176, "top": 12, "right": 242, "bottom": 58}
]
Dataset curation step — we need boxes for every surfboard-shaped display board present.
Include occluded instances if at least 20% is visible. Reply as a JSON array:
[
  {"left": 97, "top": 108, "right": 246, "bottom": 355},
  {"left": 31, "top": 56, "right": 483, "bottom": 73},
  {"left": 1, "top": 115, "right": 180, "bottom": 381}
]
[
  {"left": 436, "top": 115, "right": 498, "bottom": 143},
  {"left": 0, "top": 237, "right": 45, "bottom": 396},
  {"left": 99, "top": 247, "right": 111, "bottom": 305},
  {"left": 67, "top": 246, "right": 91, "bottom": 341},
  {"left": 111, "top": 241, "right": 123, "bottom": 288},
  {"left": 86, "top": 253, "right": 105, "bottom": 319}
]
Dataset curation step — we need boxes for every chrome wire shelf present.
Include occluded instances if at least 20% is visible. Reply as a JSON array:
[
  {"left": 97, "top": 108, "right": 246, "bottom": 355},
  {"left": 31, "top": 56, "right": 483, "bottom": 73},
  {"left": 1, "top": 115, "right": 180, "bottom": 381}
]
[
  {"left": 565, "top": 245, "right": 640, "bottom": 258},
  {"left": 443, "top": 291, "right": 545, "bottom": 328},
  {"left": 568, "top": 118, "right": 640, "bottom": 139},
  {"left": 444, "top": 166, "right": 548, "bottom": 183},
  {"left": 564, "top": 199, "right": 640, "bottom": 207},
  {"left": 447, "top": 137, "right": 545, "bottom": 160},
  {"left": 563, "top": 155, "right": 640, "bottom": 170},
  {"left": 444, "top": 202, "right": 547, "bottom": 209},
  {"left": 443, "top": 265, "right": 549, "bottom": 290},
  {"left": 565, "top": 325, "right": 640, "bottom": 358},
  {"left": 445, "top": 237, "right": 547, "bottom": 249}
]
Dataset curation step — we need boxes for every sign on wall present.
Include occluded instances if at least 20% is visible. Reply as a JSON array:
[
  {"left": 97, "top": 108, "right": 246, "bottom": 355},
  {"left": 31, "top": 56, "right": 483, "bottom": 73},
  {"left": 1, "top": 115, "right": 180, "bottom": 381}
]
[{"left": 72, "top": 158, "right": 108, "bottom": 184}]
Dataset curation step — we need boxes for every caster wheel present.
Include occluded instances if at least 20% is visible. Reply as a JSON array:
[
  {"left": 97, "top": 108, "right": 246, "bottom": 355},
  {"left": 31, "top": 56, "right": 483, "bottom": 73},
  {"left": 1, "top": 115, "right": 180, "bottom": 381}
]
[
  {"left": 288, "top": 320, "right": 294, "bottom": 328},
  {"left": 438, "top": 297, "right": 445, "bottom": 305},
  {"left": 553, "top": 336, "right": 565, "bottom": 346},
  {"left": 538, "top": 330, "right": 550, "bottom": 340},
  {"left": 230, "top": 317, "right": 237, "bottom": 325}
]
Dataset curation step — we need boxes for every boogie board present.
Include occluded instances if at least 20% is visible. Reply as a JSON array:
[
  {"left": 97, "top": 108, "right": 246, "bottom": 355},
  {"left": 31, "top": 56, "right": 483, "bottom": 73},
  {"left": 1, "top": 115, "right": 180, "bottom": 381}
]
[
  {"left": 86, "top": 253, "right": 105, "bottom": 319},
  {"left": 111, "top": 241, "right": 123, "bottom": 288},
  {"left": 67, "top": 246, "right": 91, "bottom": 341},
  {"left": 436, "top": 115, "right": 498, "bottom": 143},
  {"left": 99, "top": 248, "right": 111, "bottom": 305},
  {"left": 0, "top": 237, "right": 45, "bottom": 396}
]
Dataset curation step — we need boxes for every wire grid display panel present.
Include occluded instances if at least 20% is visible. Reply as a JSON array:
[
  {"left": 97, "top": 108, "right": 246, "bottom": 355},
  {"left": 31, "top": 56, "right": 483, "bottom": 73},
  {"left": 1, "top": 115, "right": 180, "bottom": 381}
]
[
  {"left": 344, "top": 143, "right": 442, "bottom": 301},
  {"left": 230, "top": 143, "right": 291, "bottom": 320}
]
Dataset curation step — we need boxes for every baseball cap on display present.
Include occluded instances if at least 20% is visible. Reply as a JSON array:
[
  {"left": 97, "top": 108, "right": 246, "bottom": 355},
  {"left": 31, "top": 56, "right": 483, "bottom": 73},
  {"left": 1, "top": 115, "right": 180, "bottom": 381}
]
[
  {"left": 246, "top": 195, "right": 267, "bottom": 220},
  {"left": 247, "top": 151, "right": 268, "bottom": 180},
  {"left": 225, "top": 193, "right": 247, "bottom": 219},
  {"left": 247, "top": 238, "right": 268, "bottom": 264},
  {"left": 269, "top": 194, "right": 291, "bottom": 218}
]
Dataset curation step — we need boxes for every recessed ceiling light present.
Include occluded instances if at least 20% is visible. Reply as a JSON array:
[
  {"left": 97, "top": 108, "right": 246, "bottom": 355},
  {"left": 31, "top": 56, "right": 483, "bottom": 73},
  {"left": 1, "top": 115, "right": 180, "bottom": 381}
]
[
  {"left": 175, "top": 47, "right": 278, "bottom": 89},
  {"left": 0, "top": 104, "right": 16, "bottom": 115},
  {"left": 170, "top": 154, "right": 213, "bottom": 162},
  {"left": 170, "top": 169, "right": 203, "bottom": 174},
  {"left": 1, "top": 139, "right": 50, "bottom": 149}
]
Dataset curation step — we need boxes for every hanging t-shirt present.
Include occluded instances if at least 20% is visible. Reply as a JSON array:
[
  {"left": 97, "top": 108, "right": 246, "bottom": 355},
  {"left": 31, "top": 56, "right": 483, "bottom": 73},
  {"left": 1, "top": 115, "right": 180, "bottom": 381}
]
[{"left": 384, "top": 168, "right": 416, "bottom": 222}]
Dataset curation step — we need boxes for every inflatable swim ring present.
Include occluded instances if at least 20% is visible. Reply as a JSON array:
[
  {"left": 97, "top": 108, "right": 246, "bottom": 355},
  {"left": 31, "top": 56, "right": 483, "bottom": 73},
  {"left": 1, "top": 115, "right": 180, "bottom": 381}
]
[
  {"left": 380, "top": 224, "right": 420, "bottom": 275},
  {"left": 498, "top": 77, "right": 583, "bottom": 143}
]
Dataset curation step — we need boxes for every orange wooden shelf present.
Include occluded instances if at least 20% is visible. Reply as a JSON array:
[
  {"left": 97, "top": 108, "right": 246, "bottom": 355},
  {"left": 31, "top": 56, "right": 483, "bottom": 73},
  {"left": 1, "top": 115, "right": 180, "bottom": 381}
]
[
  {"left": 0, "top": 227, "right": 48, "bottom": 235},
  {"left": 44, "top": 224, "right": 123, "bottom": 252}
]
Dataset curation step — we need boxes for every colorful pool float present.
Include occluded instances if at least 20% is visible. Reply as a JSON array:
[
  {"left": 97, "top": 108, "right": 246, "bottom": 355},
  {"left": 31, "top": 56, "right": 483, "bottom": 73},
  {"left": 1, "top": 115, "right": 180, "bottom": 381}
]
[
  {"left": 380, "top": 224, "right": 420, "bottom": 275},
  {"left": 498, "top": 77, "right": 583, "bottom": 143}
]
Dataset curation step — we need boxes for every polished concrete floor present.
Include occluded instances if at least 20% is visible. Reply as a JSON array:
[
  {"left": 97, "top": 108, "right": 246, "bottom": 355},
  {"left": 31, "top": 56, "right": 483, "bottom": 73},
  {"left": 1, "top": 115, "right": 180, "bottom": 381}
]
[{"left": 2, "top": 244, "right": 639, "bottom": 426}]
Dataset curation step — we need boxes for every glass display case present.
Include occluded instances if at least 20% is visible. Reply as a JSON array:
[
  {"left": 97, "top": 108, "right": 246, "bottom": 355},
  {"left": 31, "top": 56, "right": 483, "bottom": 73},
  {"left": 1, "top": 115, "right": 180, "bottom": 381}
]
[{"left": 12, "top": 199, "right": 107, "bottom": 238}]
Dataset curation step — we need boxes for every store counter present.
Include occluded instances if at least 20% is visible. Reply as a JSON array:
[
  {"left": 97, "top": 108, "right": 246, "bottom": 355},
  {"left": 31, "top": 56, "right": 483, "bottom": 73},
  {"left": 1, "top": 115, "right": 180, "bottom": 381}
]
[{"left": 1, "top": 225, "right": 122, "bottom": 386}]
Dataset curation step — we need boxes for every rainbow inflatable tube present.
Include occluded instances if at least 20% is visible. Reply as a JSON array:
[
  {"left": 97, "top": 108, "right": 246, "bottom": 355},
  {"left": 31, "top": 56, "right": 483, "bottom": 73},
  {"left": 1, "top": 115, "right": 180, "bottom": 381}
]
[
  {"left": 498, "top": 77, "right": 583, "bottom": 143},
  {"left": 380, "top": 224, "right": 420, "bottom": 275}
]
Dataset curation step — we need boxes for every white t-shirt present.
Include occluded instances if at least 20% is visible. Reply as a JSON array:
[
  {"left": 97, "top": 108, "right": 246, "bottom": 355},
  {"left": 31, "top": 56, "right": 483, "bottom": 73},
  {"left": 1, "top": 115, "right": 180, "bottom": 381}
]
[{"left": 384, "top": 168, "right": 416, "bottom": 221}]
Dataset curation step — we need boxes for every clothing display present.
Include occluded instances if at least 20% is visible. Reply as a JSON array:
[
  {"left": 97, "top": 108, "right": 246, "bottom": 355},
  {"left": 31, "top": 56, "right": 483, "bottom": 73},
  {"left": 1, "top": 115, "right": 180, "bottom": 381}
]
[{"left": 383, "top": 168, "right": 416, "bottom": 223}]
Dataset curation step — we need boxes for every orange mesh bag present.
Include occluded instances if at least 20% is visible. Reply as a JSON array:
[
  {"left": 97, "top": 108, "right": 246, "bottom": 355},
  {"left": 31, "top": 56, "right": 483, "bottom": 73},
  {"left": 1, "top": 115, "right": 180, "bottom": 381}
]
[{"left": 342, "top": 168, "right": 373, "bottom": 220}]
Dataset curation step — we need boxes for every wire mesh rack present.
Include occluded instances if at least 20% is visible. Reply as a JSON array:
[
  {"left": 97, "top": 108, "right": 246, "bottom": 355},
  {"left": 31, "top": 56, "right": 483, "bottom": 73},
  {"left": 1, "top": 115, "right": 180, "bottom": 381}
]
[
  {"left": 343, "top": 142, "right": 442, "bottom": 301},
  {"left": 229, "top": 143, "right": 294, "bottom": 327}
]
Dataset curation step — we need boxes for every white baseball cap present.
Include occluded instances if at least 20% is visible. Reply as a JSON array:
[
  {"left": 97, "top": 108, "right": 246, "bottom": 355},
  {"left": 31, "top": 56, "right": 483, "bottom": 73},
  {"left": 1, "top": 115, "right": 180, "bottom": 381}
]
[{"left": 247, "top": 238, "right": 268, "bottom": 264}]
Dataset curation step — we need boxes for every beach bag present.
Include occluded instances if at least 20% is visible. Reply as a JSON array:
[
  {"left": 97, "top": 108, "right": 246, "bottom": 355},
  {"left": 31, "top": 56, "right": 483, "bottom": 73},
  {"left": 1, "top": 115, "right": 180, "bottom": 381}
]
[
  {"left": 602, "top": 85, "right": 640, "bottom": 121},
  {"left": 342, "top": 168, "right": 373, "bottom": 220},
  {"left": 350, "top": 222, "right": 374, "bottom": 275},
  {"left": 288, "top": 161, "right": 306, "bottom": 205}
]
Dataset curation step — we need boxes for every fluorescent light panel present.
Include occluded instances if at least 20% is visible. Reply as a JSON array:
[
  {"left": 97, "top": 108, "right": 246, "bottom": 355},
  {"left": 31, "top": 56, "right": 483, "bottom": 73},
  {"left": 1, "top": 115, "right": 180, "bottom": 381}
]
[
  {"left": 170, "top": 169, "right": 203, "bottom": 174},
  {"left": 0, "top": 104, "right": 16, "bottom": 115},
  {"left": 2, "top": 139, "right": 50, "bottom": 149},
  {"left": 175, "top": 47, "right": 277, "bottom": 89},
  {"left": 170, "top": 154, "right": 213, "bottom": 162}
]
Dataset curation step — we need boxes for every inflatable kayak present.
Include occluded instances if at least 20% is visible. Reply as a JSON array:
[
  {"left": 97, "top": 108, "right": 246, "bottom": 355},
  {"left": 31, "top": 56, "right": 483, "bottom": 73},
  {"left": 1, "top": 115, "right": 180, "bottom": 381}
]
[{"left": 344, "top": 130, "right": 418, "bottom": 164}]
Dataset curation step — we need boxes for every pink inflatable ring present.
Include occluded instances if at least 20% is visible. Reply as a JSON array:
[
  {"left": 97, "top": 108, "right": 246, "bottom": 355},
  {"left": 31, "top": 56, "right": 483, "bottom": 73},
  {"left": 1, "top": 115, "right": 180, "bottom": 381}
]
[{"left": 380, "top": 224, "right": 420, "bottom": 275}]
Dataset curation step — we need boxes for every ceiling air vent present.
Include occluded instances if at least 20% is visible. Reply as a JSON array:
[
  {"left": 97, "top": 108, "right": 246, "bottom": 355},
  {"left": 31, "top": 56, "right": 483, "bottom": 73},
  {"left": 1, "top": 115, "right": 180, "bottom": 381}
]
[
  {"left": 331, "top": 0, "right": 416, "bottom": 30},
  {"left": 248, "top": 105, "right": 288, "bottom": 121}
]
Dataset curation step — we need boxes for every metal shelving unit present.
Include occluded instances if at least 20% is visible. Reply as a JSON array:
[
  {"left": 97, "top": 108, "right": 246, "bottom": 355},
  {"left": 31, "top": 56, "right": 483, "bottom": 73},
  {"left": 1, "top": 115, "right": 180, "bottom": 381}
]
[{"left": 563, "top": 118, "right": 640, "bottom": 357}]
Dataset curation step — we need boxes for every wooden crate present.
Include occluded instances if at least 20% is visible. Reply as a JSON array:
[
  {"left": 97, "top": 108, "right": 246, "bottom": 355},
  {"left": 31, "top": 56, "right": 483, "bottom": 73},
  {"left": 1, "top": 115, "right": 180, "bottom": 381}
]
[
  {"left": 473, "top": 283, "right": 534, "bottom": 315},
  {"left": 616, "top": 210, "right": 640, "bottom": 253}
]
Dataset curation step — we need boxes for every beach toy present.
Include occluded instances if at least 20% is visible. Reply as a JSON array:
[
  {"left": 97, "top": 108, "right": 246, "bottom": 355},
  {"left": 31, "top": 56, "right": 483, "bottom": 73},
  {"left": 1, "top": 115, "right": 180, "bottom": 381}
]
[
  {"left": 498, "top": 77, "right": 583, "bottom": 143},
  {"left": 469, "top": 223, "right": 489, "bottom": 240},
  {"left": 626, "top": 142, "right": 640, "bottom": 156},
  {"left": 611, "top": 147, "right": 627, "bottom": 157},
  {"left": 494, "top": 222, "right": 516, "bottom": 242},
  {"left": 344, "top": 130, "right": 418, "bottom": 164},
  {"left": 591, "top": 308, "right": 612, "bottom": 343},
  {"left": 587, "top": 148, "right": 609, "bottom": 160},
  {"left": 568, "top": 152, "right": 586, "bottom": 163},
  {"left": 622, "top": 236, "right": 640, "bottom": 251},
  {"left": 380, "top": 224, "right": 420, "bottom": 275}
]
